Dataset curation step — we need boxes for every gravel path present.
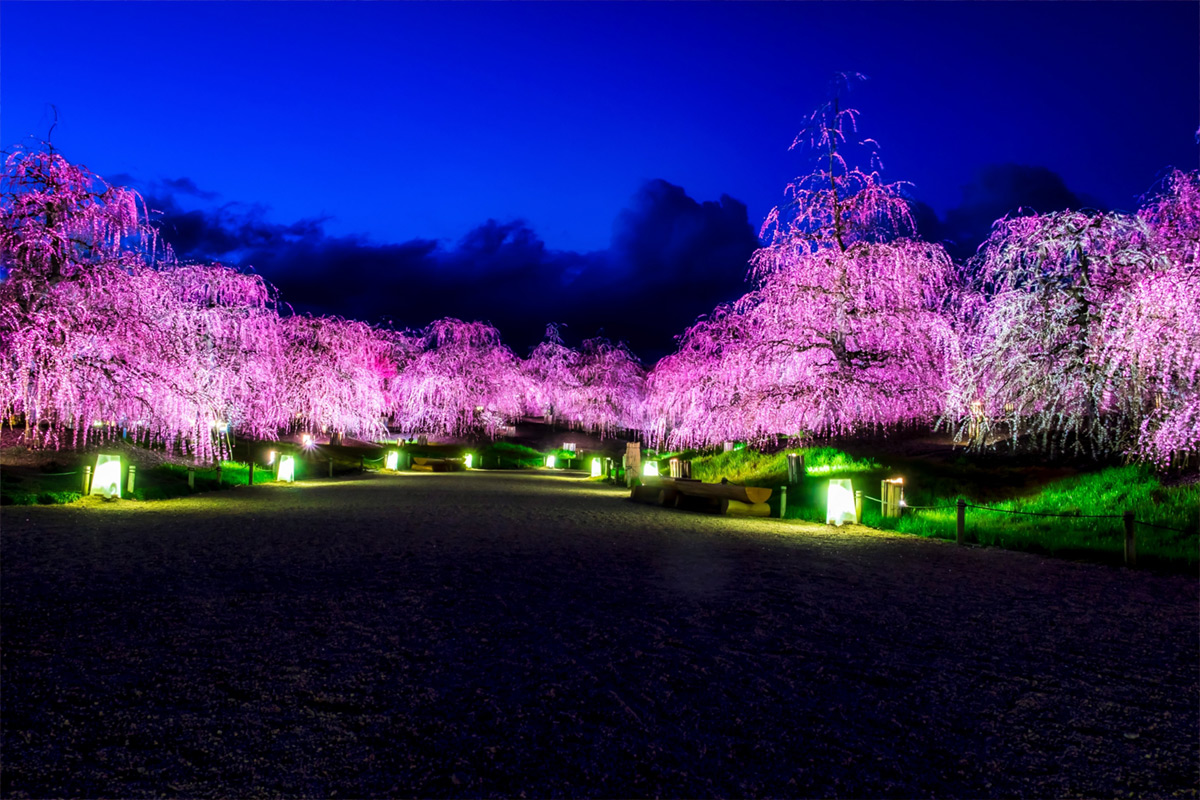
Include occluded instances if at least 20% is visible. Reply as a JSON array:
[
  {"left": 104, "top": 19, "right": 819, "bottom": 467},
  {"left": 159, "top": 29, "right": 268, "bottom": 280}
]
[{"left": 2, "top": 471, "right": 1197, "bottom": 798}]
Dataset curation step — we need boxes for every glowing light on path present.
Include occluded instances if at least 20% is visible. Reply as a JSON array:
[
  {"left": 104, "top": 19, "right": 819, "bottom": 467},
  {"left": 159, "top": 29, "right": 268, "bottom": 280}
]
[
  {"left": 826, "top": 479, "right": 857, "bottom": 526},
  {"left": 277, "top": 455, "right": 295, "bottom": 483},
  {"left": 90, "top": 455, "right": 122, "bottom": 499}
]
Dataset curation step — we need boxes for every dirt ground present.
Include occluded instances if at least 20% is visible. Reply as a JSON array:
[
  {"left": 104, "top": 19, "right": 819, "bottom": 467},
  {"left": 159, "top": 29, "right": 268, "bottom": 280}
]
[{"left": 2, "top": 471, "right": 1196, "bottom": 798}]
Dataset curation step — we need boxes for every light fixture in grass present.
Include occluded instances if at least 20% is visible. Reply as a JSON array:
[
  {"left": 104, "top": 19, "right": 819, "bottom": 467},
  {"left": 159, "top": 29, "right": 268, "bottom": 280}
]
[
  {"left": 90, "top": 455, "right": 122, "bottom": 499},
  {"left": 826, "top": 479, "right": 856, "bottom": 526},
  {"left": 277, "top": 454, "right": 296, "bottom": 483}
]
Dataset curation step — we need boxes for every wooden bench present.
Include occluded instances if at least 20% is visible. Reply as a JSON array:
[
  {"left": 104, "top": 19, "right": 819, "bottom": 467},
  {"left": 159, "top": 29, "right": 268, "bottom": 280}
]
[
  {"left": 411, "top": 457, "right": 466, "bottom": 473},
  {"left": 631, "top": 477, "right": 772, "bottom": 517}
]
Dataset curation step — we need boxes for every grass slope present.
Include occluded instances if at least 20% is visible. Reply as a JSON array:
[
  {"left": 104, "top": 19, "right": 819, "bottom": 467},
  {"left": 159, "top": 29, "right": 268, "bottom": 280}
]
[{"left": 683, "top": 447, "right": 1199, "bottom": 570}]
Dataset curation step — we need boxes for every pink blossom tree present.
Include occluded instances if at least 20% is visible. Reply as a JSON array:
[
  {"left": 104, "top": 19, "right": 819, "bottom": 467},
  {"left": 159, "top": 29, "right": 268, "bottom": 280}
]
[
  {"left": 0, "top": 146, "right": 171, "bottom": 448},
  {"left": 522, "top": 324, "right": 579, "bottom": 423},
  {"left": 279, "top": 315, "right": 393, "bottom": 441},
  {"left": 646, "top": 304, "right": 754, "bottom": 449},
  {"left": 390, "top": 318, "right": 528, "bottom": 438},
  {"left": 954, "top": 208, "right": 1166, "bottom": 457},
  {"left": 131, "top": 264, "right": 290, "bottom": 460},
  {"left": 1105, "top": 170, "right": 1200, "bottom": 465},
  {"left": 648, "top": 79, "right": 957, "bottom": 447},
  {"left": 565, "top": 336, "right": 647, "bottom": 437}
]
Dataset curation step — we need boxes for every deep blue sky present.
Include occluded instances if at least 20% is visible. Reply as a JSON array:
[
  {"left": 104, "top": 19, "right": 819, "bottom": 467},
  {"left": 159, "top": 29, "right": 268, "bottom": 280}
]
[{"left": 2, "top": 1, "right": 1197, "bottom": 360}]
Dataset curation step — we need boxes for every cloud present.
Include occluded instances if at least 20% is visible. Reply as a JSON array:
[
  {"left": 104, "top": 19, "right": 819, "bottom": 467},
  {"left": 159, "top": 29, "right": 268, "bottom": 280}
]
[
  {"left": 917, "top": 163, "right": 1100, "bottom": 261},
  {"left": 133, "top": 177, "right": 762, "bottom": 364},
  {"left": 161, "top": 176, "right": 219, "bottom": 200}
]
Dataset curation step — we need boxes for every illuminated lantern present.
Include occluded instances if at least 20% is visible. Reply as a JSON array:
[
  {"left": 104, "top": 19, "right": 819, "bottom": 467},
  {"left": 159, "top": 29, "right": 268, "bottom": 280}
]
[
  {"left": 267, "top": 450, "right": 276, "bottom": 465},
  {"left": 826, "top": 479, "right": 857, "bottom": 526},
  {"left": 90, "top": 455, "right": 122, "bottom": 499},
  {"left": 591, "top": 458, "right": 602, "bottom": 477},
  {"left": 643, "top": 461, "right": 659, "bottom": 477},
  {"left": 301, "top": 433, "right": 314, "bottom": 449},
  {"left": 385, "top": 451, "right": 399, "bottom": 470},
  {"left": 546, "top": 455, "right": 557, "bottom": 469},
  {"left": 277, "top": 455, "right": 296, "bottom": 483},
  {"left": 465, "top": 453, "right": 473, "bottom": 469}
]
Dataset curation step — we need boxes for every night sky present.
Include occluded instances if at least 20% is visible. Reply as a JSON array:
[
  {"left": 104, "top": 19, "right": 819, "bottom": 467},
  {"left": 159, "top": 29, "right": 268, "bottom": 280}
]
[{"left": 2, "top": 1, "right": 1196, "bottom": 362}]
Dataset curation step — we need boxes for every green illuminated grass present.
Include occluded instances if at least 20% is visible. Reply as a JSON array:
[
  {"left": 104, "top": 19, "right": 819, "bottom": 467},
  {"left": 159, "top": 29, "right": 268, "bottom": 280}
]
[
  {"left": 685, "top": 447, "right": 1198, "bottom": 570},
  {"left": 687, "top": 446, "right": 879, "bottom": 486},
  {"left": 475, "top": 441, "right": 547, "bottom": 469},
  {"left": 878, "top": 465, "right": 1199, "bottom": 568}
]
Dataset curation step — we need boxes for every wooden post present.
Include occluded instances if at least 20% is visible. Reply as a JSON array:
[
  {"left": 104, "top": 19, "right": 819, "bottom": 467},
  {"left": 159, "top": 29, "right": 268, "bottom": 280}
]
[
  {"left": 627, "top": 442, "right": 642, "bottom": 488},
  {"left": 83, "top": 465, "right": 92, "bottom": 494},
  {"left": 248, "top": 461, "right": 254, "bottom": 486},
  {"left": 360, "top": 456, "right": 365, "bottom": 473},
  {"left": 681, "top": 460, "right": 692, "bottom": 479},
  {"left": 778, "top": 485, "right": 787, "bottom": 518},
  {"left": 855, "top": 490, "right": 863, "bottom": 524},
  {"left": 880, "top": 481, "right": 902, "bottom": 518},
  {"left": 786, "top": 453, "right": 803, "bottom": 484},
  {"left": 328, "top": 458, "right": 334, "bottom": 478},
  {"left": 1123, "top": 511, "right": 1136, "bottom": 568},
  {"left": 956, "top": 499, "right": 966, "bottom": 545},
  {"left": 187, "top": 467, "right": 195, "bottom": 490},
  {"left": 215, "top": 464, "right": 223, "bottom": 486},
  {"left": 126, "top": 465, "right": 137, "bottom": 494}
]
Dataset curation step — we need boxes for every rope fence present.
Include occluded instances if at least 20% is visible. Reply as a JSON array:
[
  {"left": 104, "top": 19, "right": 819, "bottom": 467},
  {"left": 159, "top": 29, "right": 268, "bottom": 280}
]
[
  {"left": 962, "top": 504, "right": 1124, "bottom": 520},
  {"left": 1134, "top": 519, "right": 1192, "bottom": 534}
]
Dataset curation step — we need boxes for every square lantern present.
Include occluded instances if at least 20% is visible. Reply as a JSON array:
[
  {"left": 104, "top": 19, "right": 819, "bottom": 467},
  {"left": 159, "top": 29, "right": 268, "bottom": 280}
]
[
  {"left": 826, "top": 479, "right": 857, "bottom": 526},
  {"left": 546, "top": 455, "right": 557, "bottom": 469},
  {"left": 591, "top": 458, "right": 602, "bottom": 477},
  {"left": 277, "top": 454, "right": 296, "bottom": 483},
  {"left": 464, "top": 453, "right": 473, "bottom": 469},
  {"left": 90, "top": 454, "right": 122, "bottom": 499},
  {"left": 643, "top": 461, "right": 659, "bottom": 477},
  {"left": 385, "top": 451, "right": 399, "bottom": 471}
]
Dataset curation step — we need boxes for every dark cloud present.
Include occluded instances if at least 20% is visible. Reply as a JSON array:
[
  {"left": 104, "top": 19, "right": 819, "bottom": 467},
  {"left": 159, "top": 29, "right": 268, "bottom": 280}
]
[
  {"left": 135, "top": 177, "right": 761, "bottom": 364},
  {"left": 913, "top": 163, "right": 1100, "bottom": 262},
  {"left": 609, "top": 178, "right": 761, "bottom": 318},
  {"left": 161, "top": 176, "right": 219, "bottom": 200}
]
